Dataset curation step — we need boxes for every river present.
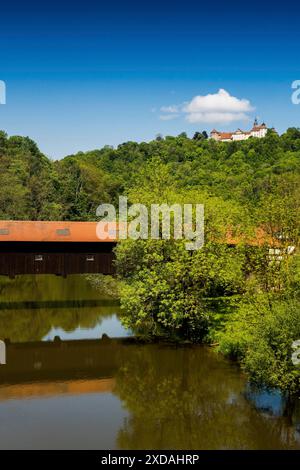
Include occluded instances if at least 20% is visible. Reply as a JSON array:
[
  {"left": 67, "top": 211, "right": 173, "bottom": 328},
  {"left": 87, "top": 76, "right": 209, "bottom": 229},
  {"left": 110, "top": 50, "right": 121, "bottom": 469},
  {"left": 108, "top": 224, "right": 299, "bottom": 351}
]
[{"left": 0, "top": 274, "right": 299, "bottom": 449}]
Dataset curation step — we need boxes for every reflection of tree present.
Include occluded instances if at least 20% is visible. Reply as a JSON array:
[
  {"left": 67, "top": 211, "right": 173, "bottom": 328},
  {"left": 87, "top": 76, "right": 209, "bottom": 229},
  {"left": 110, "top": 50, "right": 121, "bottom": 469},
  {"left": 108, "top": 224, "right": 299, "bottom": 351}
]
[
  {"left": 0, "top": 275, "right": 120, "bottom": 342},
  {"left": 114, "top": 345, "right": 299, "bottom": 449},
  {"left": 0, "top": 274, "right": 118, "bottom": 303}
]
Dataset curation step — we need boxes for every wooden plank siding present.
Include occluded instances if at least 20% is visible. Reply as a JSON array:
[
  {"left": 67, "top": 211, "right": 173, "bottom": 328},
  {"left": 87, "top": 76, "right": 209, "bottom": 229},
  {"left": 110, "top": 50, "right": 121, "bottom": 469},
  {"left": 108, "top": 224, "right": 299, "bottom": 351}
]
[{"left": 0, "top": 242, "right": 116, "bottom": 276}]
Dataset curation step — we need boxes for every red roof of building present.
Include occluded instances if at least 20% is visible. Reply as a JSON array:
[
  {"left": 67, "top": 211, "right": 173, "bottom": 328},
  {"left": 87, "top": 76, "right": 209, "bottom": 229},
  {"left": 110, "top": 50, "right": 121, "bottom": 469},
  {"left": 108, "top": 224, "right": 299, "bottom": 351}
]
[
  {"left": 0, "top": 221, "right": 280, "bottom": 247},
  {"left": 0, "top": 220, "right": 118, "bottom": 242},
  {"left": 219, "top": 132, "right": 233, "bottom": 139}
]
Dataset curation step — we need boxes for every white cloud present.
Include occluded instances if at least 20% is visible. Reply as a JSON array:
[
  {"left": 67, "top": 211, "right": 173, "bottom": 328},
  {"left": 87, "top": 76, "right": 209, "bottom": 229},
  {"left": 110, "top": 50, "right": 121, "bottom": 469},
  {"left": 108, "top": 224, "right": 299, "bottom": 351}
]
[
  {"left": 159, "top": 89, "right": 254, "bottom": 124},
  {"left": 159, "top": 113, "right": 180, "bottom": 121},
  {"left": 183, "top": 89, "right": 253, "bottom": 114},
  {"left": 186, "top": 112, "right": 250, "bottom": 124},
  {"left": 160, "top": 105, "right": 180, "bottom": 113}
]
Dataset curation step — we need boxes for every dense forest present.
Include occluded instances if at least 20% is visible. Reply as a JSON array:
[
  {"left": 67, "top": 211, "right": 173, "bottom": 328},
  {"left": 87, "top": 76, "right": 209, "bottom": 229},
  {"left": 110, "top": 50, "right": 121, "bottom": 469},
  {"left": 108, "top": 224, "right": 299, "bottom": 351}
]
[
  {"left": 0, "top": 127, "right": 299, "bottom": 222},
  {"left": 0, "top": 127, "right": 300, "bottom": 392}
]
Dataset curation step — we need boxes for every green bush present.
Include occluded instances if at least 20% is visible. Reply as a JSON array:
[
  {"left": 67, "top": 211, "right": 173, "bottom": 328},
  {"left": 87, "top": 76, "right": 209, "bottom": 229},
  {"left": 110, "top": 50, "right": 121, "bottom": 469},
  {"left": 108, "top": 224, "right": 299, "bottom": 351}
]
[
  {"left": 116, "top": 239, "right": 245, "bottom": 341},
  {"left": 218, "top": 296, "right": 300, "bottom": 393}
]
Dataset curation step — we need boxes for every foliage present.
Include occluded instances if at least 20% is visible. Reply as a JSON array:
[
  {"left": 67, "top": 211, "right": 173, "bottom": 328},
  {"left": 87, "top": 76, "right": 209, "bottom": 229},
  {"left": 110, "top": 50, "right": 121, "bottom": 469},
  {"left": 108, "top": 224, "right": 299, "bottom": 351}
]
[
  {"left": 218, "top": 255, "right": 300, "bottom": 393},
  {"left": 0, "top": 127, "right": 299, "bottom": 224},
  {"left": 116, "top": 238, "right": 245, "bottom": 341},
  {"left": 1, "top": 127, "right": 300, "bottom": 391}
]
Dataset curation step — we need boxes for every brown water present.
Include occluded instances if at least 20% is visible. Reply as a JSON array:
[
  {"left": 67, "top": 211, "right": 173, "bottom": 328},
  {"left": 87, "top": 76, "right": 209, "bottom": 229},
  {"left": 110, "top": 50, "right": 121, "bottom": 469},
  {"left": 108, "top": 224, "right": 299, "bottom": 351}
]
[{"left": 0, "top": 274, "right": 300, "bottom": 450}]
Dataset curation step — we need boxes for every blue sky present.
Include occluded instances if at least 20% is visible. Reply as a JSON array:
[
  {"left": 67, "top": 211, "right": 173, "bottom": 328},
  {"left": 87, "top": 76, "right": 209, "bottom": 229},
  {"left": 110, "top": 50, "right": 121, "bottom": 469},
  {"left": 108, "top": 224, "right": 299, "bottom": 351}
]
[{"left": 0, "top": 0, "right": 299, "bottom": 158}]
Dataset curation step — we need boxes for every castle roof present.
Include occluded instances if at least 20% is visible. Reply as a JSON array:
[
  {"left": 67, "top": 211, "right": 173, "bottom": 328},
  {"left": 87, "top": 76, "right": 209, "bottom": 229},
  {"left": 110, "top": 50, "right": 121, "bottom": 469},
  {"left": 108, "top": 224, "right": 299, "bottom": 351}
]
[
  {"left": 252, "top": 123, "right": 267, "bottom": 131},
  {"left": 219, "top": 132, "right": 233, "bottom": 139},
  {"left": 210, "top": 121, "right": 271, "bottom": 141}
]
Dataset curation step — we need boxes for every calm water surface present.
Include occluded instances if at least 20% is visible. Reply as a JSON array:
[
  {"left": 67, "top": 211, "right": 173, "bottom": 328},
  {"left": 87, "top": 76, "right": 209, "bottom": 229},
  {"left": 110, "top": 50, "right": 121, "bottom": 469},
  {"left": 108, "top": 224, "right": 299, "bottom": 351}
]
[{"left": 0, "top": 274, "right": 300, "bottom": 450}]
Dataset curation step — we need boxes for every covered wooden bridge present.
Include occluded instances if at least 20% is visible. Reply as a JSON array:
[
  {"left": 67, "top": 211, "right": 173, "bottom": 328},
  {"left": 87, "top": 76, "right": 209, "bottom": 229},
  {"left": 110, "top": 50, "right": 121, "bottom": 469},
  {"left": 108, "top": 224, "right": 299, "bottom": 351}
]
[
  {"left": 0, "top": 221, "right": 117, "bottom": 277},
  {"left": 0, "top": 220, "right": 285, "bottom": 277}
]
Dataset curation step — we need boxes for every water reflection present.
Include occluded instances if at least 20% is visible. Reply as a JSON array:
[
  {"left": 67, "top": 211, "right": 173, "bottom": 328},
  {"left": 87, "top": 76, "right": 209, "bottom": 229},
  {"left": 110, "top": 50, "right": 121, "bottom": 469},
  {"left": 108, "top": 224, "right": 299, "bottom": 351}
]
[
  {"left": 44, "top": 314, "right": 127, "bottom": 341},
  {"left": 0, "top": 275, "right": 299, "bottom": 449},
  {"left": 114, "top": 346, "right": 300, "bottom": 450},
  {"left": 245, "top": 385, "right": 287, "bottom": 417},
  {"left": 0, "top": 337, "right": 299, "bottom": 449},
  {"left": 0, "top": 275, "right": 125, "bottom": 341}
]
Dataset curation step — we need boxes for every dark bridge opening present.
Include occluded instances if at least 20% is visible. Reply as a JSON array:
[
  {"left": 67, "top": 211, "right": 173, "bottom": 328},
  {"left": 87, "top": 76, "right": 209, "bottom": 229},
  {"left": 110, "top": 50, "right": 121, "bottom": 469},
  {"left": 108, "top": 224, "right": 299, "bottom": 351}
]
[{"left": 0, "top": 242, "right": 116, "bottom": 277}]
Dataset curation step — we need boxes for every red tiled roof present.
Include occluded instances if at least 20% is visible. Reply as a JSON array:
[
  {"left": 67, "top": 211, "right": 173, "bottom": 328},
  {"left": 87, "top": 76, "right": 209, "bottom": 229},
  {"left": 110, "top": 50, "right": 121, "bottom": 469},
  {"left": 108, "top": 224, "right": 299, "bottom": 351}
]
[
  {"left": 0, "top": 220, "right": 118, "bottom": 242},
  {"left": 219, "top": 132, "right": 233, "bottom": 139},
  {"left": 225, "top": 227, "right": 280, "bottom": 247},
  {"left": 0, "top": 221, "right": 280, "bottom": 247}
]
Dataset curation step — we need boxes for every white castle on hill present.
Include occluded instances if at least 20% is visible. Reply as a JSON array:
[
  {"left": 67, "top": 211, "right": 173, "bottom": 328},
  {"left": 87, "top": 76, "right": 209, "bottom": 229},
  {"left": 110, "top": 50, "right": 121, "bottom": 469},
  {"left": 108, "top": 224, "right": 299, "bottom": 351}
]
[{"left": 210, "top": 119, "right": 271, "bottom": 142}]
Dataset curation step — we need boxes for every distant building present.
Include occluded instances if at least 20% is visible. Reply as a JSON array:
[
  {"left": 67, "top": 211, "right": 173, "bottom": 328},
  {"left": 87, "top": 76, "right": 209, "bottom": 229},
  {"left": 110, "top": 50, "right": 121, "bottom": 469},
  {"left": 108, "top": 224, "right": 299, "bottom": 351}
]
[{"left": 210, "top": 119, "right": 271, "bottom": 142}]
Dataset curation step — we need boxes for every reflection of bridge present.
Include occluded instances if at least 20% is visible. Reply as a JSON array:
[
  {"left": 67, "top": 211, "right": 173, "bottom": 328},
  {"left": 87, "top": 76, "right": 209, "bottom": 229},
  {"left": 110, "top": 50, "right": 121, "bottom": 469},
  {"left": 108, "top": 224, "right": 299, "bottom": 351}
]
[
  {"left": 0, "top": 221, "right": 116, "bottom": 277},
  {"left": 0, "top": 378, "right": 116, "bottom": 401},
  {"left": 0, "top": 337, "right": 136, "bottom": 400},
  {"left": 0, "top": 298, "right": 119, "bottom": 310}
]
